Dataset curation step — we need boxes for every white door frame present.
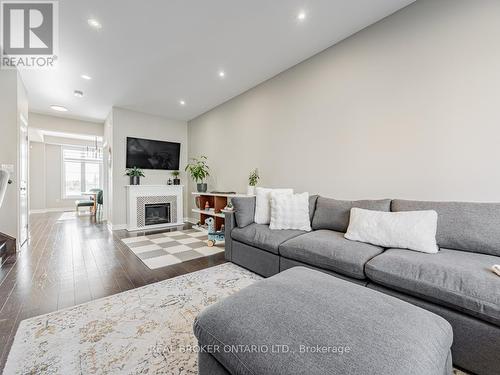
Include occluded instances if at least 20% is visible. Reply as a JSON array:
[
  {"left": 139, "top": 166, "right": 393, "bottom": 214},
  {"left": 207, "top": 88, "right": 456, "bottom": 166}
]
[{"left": 18, "top": 113, "right": 29, "bottom": 248}]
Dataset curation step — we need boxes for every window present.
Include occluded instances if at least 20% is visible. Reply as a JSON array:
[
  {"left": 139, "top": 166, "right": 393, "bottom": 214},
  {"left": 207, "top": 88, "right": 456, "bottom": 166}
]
[{"left": 62, "top": 147, "right": 102, "bottom": 198}]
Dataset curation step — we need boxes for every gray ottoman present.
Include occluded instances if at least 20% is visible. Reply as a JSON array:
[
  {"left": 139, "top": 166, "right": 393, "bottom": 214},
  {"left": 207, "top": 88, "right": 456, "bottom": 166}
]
[{"left": 194, "top": 267, "right": 453, "bottom": 375}]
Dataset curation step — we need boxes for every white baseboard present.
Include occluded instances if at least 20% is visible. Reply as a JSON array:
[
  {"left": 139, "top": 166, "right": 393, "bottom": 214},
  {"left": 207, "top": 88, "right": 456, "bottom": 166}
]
[
  {"left": 30, "top": 207, "right": 77, "bottom": 214},
  {"left": 110, "top": 219, "right": 193, "bottom": 232},
  {"left": 109, "top": 223, "right": 127, "bottom": 231}
]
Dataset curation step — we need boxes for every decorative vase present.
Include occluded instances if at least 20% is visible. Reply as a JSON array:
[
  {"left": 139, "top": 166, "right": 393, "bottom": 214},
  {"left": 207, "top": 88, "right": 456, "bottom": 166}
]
[
  {"left": 197, "top": 183, "right": 208, "bottom": 192},
  {"left": 173, "top": 178, "right": 181, "bottom": 185},
  {"left": 247, "top": 185, "right": 255, "bottom": 195},
  {"left": 130, "top": 176, "right": 140, "bottom": 185}
]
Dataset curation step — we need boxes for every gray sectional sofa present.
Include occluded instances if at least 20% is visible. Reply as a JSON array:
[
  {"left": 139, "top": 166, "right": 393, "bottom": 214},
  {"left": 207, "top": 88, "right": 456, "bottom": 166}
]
[{"left": 224, "top": 196, "right": 500, "bottom": 375}]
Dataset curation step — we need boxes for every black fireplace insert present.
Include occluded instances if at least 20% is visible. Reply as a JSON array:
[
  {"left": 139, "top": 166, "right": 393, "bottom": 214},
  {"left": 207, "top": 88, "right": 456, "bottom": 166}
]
[{"left": 145, "top": 203, "right": 171, "bottom": 225}]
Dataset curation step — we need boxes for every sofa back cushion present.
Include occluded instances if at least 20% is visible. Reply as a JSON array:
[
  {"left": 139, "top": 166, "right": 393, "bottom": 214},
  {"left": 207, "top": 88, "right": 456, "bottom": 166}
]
[
  {"left": 233, "top": 195, "right": 318, "bottom": 229},
  {"left": 312, "top": 197, "right": 391, "bottom": 232},
  {"left": 391, "top": 200, "right": 500, "bottom": 256},
  {"left": 232, "top": 197, "right": 256, "bottom": 228},
  {"left": 308, "top": 195, "right": 319, "bottom": 222}
]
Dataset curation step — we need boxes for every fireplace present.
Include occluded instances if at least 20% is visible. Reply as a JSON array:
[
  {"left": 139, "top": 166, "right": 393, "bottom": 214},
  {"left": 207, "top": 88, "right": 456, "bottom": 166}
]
[
  {"left": 126, "top": 185, "right": 182, "bottom": 231},
  {"left": 145, "top": 203, "right": 171, "bottom": 226}
]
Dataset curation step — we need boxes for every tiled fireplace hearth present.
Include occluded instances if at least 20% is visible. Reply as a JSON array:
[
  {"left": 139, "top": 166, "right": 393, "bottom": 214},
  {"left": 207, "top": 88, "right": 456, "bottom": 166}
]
[{"left": 125, "top": 185, "right": 184, "bottom": 231}]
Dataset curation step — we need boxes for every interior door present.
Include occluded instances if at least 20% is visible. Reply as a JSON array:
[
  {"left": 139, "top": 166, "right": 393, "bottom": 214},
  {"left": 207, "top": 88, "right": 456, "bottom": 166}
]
[{"left": 19, "top": 114, "right": 28, "bottom": 247}]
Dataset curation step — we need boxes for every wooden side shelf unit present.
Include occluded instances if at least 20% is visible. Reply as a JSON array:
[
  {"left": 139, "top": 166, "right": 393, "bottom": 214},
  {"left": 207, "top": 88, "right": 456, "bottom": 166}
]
[{"left": 192, "top": 192, "right": 248, "bottom": 231}]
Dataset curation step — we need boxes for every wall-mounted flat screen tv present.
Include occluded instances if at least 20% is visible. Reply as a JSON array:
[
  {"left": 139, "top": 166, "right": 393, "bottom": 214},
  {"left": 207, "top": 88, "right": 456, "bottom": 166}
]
[{"left": 126, "top": 137, "right": 181, "bottom": 170}]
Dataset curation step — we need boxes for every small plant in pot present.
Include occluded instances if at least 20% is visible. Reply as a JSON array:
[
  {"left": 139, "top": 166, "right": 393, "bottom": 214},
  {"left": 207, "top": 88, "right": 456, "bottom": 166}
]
[
  {"left": 185, "top": 156, "right": 210, "bottom": 192},
  {"left": 171, "top": 171, "right": 181, "bottom": 185},
  {"left": 125, "top": 167, "right": 145, "bottom": 185},
  {"left": 247, "top": 168, "right": 259, "bottom": 195}
]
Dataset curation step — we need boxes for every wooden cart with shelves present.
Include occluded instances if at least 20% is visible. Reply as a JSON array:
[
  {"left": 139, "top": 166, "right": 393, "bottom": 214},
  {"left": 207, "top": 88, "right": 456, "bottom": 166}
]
[{"left": 191, "top": 192, "right": 248, "bottom": 231}]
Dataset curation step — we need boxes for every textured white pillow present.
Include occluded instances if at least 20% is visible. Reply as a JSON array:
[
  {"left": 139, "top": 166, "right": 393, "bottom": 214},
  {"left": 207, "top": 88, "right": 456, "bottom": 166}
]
[
  {"left": 345, "top": 208, "right": 439, "bottom": 253},
  {"left": 254, "top": 187, "right": 293, "bottom": 224},
  {"left": 270, "top": 192, "right": 311, "bottom": 231}
]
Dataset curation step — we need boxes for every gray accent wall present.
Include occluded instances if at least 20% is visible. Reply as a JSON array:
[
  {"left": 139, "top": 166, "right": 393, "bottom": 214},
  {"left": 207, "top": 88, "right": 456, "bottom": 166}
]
[{"left": 187, "top": 0, "right": 500, "bottom": 213}]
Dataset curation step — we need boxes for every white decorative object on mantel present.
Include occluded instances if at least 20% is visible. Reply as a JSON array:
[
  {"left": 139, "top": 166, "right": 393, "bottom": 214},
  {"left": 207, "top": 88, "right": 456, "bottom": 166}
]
[{"left": 125, "top": 185, "right": 184, "bottom": 231}]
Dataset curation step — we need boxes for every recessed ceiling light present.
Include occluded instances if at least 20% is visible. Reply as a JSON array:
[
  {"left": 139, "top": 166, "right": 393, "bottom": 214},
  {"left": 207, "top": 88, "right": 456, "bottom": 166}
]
[
  {"left": 297, "top": 11, "right": 306, "bottom": 21},
  {"left": 50, "top": 105, "right": 68, "bottom": 112},
  {"left": 218, "top": 71, "right": 225, "bottom": 78},
  {"left": 179, "top": 100, "right": 186, "bottom": 106},
  {"left": 87, "top": 18, "right": 102, "bottom": 29},
  {"left": 74, "top": 90, "right": 84, "bottom": 98},
  {"left": 81, "top": 74, "right": 92, "bottom": 80}
]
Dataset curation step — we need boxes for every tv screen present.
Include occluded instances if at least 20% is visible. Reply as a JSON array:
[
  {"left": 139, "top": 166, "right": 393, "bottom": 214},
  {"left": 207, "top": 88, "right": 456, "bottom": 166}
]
[{"left": 126, "top": 137, "right": 181, "bottom": 170}]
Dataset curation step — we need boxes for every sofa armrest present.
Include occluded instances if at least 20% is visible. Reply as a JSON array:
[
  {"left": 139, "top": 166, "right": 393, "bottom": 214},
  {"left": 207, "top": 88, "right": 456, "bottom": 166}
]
[{"left": 224, "top": 211, "right": 235, "bottom": 261}]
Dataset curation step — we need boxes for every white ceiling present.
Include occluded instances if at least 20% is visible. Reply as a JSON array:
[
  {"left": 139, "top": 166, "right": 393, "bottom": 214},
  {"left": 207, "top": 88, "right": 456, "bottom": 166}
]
[{"left": 21, "top": 0, "right": 415, "bottom": 123}]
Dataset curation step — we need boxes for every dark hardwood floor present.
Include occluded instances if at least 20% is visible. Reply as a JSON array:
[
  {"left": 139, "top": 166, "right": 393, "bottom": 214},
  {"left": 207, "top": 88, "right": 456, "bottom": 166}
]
[{"left": 0, "top": 212, "right": 225, "bottom": 372}]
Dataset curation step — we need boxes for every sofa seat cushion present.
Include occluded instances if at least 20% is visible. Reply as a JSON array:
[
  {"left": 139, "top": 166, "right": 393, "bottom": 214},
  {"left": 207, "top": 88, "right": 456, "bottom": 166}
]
[
  {"left": 194, "top": 267, "right": 453, "bottom": 375},
  {"left": 231, "top": 224, "right": 306, "bottom": 254},
  {"left": 279, "top": 230, "right": 384, "bottom": 279},
  {"left": 366, "top": 248, "right": 500, "bottom": 326}
]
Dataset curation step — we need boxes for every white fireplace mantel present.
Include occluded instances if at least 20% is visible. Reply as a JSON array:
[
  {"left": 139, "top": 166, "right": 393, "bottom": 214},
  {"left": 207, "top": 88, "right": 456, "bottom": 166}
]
[{"left": 125, "top": 185, "right": 184, "bottom": 231}]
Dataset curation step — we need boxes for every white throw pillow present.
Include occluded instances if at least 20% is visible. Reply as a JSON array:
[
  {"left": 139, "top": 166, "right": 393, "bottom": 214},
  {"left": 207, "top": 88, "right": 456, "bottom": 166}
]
[
  {"left": 270, "top": 192, "right": 311, "bottom": 231},
  {"left": 254, "top": 187, "right": 293, "bottom": 224},
  {"left": 345, "top": 208, "right": 439, "bottom": 253}
]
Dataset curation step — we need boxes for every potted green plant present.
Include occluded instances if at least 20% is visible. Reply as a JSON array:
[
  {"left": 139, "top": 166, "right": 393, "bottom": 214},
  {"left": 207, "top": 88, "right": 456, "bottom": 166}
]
[
  {"left": 172, "top": 171, "right": 181, "bottom": 185},
  {"left": 247, "top": 168, "right": 259, "bottom": 195},
  {"left": 125, "top": 167, "right": 145, "bottom": 185},
  {"left": 185, "top": 156, "right": 210, "bottom": 192}
]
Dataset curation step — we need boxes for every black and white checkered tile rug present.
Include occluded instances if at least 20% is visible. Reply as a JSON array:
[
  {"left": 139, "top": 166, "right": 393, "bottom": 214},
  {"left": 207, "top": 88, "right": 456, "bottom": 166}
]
[{"left": 120, "top": 228, "right": 224, "bottom": 269}]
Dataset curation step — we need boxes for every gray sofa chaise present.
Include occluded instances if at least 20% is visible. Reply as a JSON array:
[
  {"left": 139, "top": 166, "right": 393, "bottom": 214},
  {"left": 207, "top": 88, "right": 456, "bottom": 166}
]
[{"left": 224, "top": 196, "right": 500, "bottom": 375}]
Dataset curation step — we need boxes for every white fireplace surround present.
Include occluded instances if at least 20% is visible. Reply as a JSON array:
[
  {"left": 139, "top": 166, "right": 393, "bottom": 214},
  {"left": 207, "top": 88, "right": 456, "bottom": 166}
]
[{"left": 125, "top": 185, "right": 184, "bottom": 231}]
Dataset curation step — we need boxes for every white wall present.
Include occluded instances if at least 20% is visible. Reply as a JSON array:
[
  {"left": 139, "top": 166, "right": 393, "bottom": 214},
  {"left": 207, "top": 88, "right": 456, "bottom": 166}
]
[
  {"left": 30, "top": 112, "right": 103, "bottom": 136},
  {"left": 29, "top": 143, "right": 81, "bottom": 211},
  {"left": 0, "top": 71, "right": 20, "bottom": 238},
  {"left": 188, "top": 0, "right": 500, "bottom": 209},
  {"left": 110, "top": 107, "right": 188, "bottom": 227},
  {"left": 29, "top": 142, "right": 46, "bottom": 210},
  {"left": 44, "top": 144, "right": 76, "bottom": 210},
  {"left": 103, "top": 111, "right": 113, "bottom": 222},
  {"left": 28, "top": 113, "right": 105, "bottom": 212}
]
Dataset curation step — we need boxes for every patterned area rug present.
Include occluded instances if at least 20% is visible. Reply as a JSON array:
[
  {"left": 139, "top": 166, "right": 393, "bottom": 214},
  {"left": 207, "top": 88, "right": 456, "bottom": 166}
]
[
  {"left": 4, "top": 262, "right": 471, "bottom": 375},
  {"left": 4, "top": 263, "right": 261, "bottom": 375},
  {"left": 121, "top": 228, "right": 224, "bottom": 269}
]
